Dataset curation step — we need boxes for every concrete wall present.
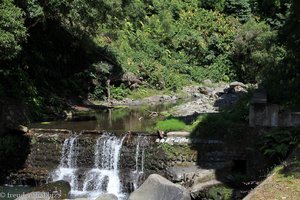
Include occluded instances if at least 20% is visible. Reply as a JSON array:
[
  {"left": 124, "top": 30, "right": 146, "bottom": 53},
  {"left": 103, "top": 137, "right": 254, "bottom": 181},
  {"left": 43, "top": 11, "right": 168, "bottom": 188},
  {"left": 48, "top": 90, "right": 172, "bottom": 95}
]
[{"left": 249, "top": 90, "right": 300, "bottom": 127}]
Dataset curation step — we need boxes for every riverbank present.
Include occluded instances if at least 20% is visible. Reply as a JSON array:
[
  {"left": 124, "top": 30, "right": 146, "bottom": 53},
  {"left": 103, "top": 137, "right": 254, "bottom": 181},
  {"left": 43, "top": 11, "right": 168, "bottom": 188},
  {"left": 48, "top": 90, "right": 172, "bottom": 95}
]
[{"left": 244, "top": 144, "right": 300, "bottom": 200}]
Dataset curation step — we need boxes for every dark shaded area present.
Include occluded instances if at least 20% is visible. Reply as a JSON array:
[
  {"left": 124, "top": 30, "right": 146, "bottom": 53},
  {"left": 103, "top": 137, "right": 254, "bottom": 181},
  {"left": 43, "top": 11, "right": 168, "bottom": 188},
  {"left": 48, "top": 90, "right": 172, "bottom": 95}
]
[
  {"left": 0, "top": 9, "right": 124, "bottom": 120},
  {"left": 0, "top": 131, "right": 31, "bottom": 184},
  {"left": 188, "top": 93, "right": 277, "bottom": 199}
]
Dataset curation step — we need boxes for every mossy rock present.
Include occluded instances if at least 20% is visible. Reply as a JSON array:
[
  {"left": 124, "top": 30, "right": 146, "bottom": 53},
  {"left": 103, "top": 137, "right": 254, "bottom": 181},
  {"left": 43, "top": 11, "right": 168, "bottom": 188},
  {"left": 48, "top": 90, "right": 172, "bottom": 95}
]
[
  {"left": 207, "top": 185, "right": 233, "bottom": 200},
  {"left": 33, "top": 180, "right": 70, "bottom": 199}
]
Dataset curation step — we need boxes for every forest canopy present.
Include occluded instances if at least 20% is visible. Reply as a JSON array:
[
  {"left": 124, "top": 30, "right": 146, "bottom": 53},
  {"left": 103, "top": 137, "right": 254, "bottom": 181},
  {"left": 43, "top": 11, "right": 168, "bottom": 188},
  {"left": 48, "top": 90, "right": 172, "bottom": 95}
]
[{"left": 0, "top": 0, "right": 299, "bottom": 118}]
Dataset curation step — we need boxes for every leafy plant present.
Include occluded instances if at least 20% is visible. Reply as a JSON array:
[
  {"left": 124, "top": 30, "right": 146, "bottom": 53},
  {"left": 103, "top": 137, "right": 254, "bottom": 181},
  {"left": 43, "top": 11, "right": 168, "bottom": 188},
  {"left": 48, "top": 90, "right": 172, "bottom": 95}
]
[
  {"left": 259, "top": 129, "right": 299, "bottom": 161},
  {"left": 110, "top": 84, "right": 129, "bottom": 100}
]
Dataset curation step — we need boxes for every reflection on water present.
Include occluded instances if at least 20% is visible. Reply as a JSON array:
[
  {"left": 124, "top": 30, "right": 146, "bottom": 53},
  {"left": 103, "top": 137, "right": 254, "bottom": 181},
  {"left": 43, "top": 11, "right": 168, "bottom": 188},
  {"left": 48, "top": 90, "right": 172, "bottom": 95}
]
[{"left": 30, "top": 104, "right": 174, "bottom": 131}]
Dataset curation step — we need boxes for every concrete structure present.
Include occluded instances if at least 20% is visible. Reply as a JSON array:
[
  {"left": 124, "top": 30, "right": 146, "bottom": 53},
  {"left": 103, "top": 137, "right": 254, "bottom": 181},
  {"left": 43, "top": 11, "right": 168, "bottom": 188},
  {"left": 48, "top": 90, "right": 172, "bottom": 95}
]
[{"left": 249, "top": 89, "right": 300, "bottom": 127}]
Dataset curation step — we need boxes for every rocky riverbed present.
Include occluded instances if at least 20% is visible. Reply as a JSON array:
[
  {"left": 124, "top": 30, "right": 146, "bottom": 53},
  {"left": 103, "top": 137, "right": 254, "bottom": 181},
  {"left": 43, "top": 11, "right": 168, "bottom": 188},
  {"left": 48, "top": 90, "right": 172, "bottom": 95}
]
[{"left": 93, "top": 81, "right": 249, "bottom": 118}]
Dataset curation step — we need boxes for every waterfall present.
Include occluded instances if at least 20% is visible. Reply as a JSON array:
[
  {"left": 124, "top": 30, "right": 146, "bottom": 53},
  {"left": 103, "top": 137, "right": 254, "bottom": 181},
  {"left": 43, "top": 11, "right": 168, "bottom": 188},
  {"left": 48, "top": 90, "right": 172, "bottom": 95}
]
[
  {"left": 50, "top": 133, "right": 127, "bottom": 199},
  {"left": 132, "top": 135, "right": 145, "bottom": 190},
  {"left": 51, "top": 134, "right": 80, "bottom": 192},
  {"left": 82, "top": 134, "right": 126, "bottom": 198}
]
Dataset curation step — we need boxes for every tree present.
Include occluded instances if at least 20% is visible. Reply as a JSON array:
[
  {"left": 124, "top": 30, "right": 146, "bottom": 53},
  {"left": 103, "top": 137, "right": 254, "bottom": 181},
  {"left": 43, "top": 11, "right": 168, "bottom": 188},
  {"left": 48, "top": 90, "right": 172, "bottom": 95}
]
[
  {"left": 0, "top": 0, "right": 26, "bottom": 60},
  {"left": 232, "top": 19, "right": 285, "bottom": 83},
  {"left": 224, "top": 0, "right": 251, "bottom": 23}
]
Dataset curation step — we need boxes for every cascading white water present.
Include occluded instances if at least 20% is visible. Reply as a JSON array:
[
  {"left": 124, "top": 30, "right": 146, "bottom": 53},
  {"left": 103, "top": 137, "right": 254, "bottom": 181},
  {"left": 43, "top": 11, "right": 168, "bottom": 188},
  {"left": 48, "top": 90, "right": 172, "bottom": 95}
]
[
  {"left": 82, "top": 134, "right": 127, "bottom": 198},
  {"left": 132, "top": 135, "right": 145, "bottom": 190},
  {"left": 51, "top": 135, "right": 80, "bottom": 193},
  {"left": 51, "top": 133, "right": 127, "bottom": 199}
]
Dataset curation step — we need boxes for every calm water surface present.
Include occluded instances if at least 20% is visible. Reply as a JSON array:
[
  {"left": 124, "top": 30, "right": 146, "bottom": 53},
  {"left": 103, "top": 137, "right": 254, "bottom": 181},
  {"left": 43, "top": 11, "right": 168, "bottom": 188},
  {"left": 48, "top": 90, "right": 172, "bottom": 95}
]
[{"left": 30, "top": 104, "right": 176, "bottom": 132}]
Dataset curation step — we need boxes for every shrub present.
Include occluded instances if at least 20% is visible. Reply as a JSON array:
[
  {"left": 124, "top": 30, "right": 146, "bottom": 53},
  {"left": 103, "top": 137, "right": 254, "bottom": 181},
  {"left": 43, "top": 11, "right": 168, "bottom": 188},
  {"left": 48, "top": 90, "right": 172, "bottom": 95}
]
[{"left": 110, "top": 84, "right": 129, "bottom": 100}]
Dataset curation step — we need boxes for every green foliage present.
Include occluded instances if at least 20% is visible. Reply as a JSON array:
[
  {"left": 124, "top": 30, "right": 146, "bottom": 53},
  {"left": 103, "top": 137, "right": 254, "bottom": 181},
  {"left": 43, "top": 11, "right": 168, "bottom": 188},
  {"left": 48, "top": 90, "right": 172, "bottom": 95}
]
[
  {"left": 155, "top": 118, "right": 186, "bottom": 132},
  {"left": 201, "top": 0, "right": 226, "bottom": 11},
  {"left": 1, "top": 0, "right": 300, "bottom": 120},
  {"left": 110, "top": 84, "right": 129, "bottom": 100},
  {"left": 208, "top": 185, "right": 233, "bottom": 200},
  {"left": 92, "top": 85, "right": 105, "bottom": 100},
  {"left": 224, "top": 0, "right": 252, "bottom": 23},
  {"left": 0, "top": 0, "right": 26, "bottom": 60},
  {"left": 98, "top": 5, "right": 239, "bottom": 87},
  {"left": 250, "top": 0, "right": 291, "bottom": 28},
  {"left": 263, "top": 0, "right": 300, "bottom": 105},
  {"left": 232, "top": 19, "right": 286, "bottom": 82},
  {"left": 259, "top": 129, "right": 299, "bottom": 161}
]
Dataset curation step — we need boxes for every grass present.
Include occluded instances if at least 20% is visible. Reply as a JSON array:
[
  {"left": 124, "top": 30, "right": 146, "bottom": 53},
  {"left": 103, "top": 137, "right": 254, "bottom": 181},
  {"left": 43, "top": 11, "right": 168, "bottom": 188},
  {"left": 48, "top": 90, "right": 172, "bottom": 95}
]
[
  {"left": 155, "top": 119, "right": 186, "bottom": 132},
  {"left": 126, "top": 87, "right": 173, "bottom": 99},
  {"left": 246, "top": 144, "right": 300, "bottom": 200},
  {"left": 154, "top": 116, "right": 202, "bottom": 132}
]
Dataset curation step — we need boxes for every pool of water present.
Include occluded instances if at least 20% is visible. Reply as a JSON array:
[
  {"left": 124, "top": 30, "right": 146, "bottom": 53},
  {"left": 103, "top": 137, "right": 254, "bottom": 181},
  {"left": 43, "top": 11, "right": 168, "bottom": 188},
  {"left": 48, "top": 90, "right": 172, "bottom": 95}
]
[
  {"left": 30, "top": 103, "right": 175, "bottom": 132},
  {"left": 0, "top": 185, "right": 32, "bottom": 200}
]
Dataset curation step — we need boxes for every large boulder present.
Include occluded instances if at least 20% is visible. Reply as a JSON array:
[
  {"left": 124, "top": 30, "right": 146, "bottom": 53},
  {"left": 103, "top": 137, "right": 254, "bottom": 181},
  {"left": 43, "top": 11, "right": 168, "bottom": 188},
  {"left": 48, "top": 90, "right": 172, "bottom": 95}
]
[
  {"left": 95, "top": 193, "right": 118, "bottom": 200},
  {"left": 128, "top": 174, "right": 191, "bottom": 200},
  {"left": 33, "top": 180, "right": 71, "bottom": 199}
]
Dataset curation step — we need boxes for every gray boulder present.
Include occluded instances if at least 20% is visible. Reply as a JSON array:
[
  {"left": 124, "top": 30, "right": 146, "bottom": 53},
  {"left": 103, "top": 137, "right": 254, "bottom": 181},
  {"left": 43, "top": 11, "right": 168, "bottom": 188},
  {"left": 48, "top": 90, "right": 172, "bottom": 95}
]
[
  {"left": 95, "top": 193, "right": 118, "bottom": 200},
  {"left": 129, "top": 174, "right": 191, "bottom": 200}
]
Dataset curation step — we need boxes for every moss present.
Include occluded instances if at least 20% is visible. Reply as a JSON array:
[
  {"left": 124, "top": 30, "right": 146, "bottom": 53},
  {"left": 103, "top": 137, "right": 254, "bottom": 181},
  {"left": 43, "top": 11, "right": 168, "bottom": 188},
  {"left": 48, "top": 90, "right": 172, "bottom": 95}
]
[
  {"left": 158, "top": 143, "right": 196, "bottom": 161},
  {"left": 208, "top": 185, "right": 234, "bottom": 200}
]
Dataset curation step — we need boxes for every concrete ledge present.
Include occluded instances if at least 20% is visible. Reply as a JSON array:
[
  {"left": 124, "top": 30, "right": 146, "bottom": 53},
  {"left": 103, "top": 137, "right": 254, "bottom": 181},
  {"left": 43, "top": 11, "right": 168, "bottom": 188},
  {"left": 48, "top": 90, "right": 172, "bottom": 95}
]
[{"left": 166, "top": 131, "right": 190, "bottom": 137}]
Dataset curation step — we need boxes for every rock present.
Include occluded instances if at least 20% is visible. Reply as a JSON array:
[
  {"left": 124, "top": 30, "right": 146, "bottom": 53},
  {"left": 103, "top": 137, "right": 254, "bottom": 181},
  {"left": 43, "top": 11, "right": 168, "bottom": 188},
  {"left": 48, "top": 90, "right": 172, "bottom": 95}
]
[
  {"left": 121, "top": 72, "right": 143, "bottom": 88},
  {"left": 95, "top": 193, "right": 118, "bottom": 200},
  {"left": 190, "top": 180, "right": 222, "bottom": 199},
  {"left": 33, "top": 180, "right": 71, "bottom": 199},
  {"left": 202, "top": 79, "right": 212, "bottom": 85},
  {"left": 169, "top": 166, "right": 216, "bottom": 185},
  {"left": 10, "top": 124, "right": 28, "bottom": 133},
  {"left": 198, "top": 86, "right": 210, "bottom": 95},
  {"left": 128, "top": 174, "right": 191, "bottom": 200},
  {"left": 229, "top": 81, "right": 248, "bottom": 93},
  {"left": 229, "top": 81, "right": 246, "bottom": 88}
]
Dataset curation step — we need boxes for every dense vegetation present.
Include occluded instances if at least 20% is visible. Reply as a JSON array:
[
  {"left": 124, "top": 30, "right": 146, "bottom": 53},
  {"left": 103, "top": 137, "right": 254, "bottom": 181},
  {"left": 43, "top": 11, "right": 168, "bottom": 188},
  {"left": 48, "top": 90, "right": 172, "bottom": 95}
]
[{"left": 0, "top": 0, "right": 299, "bottom": 119}]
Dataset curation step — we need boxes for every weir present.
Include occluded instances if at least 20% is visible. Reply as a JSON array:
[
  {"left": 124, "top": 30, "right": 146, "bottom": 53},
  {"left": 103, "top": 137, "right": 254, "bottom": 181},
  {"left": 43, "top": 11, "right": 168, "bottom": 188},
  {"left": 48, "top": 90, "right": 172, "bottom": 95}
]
[
  {"left": 50, "top": 133, "right": 142, "bottom": 199},
  {"left": 2, "top": 128, "right": 269, "bottom": 200}
]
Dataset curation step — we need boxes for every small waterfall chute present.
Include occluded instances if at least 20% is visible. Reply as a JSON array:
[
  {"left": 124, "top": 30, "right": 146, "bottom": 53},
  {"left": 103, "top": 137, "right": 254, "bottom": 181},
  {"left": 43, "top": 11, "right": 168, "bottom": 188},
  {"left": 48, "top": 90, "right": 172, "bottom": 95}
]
[
  {"left": 132, "top": 135, "right": 146, "bottom": 190},
  {"left": 51, "top": 134, "right": 80, "bottom": 192}
]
